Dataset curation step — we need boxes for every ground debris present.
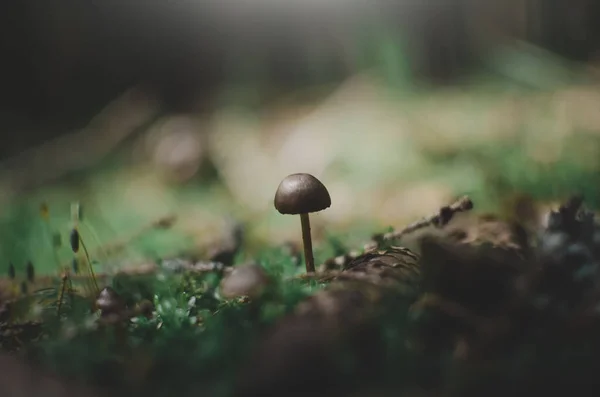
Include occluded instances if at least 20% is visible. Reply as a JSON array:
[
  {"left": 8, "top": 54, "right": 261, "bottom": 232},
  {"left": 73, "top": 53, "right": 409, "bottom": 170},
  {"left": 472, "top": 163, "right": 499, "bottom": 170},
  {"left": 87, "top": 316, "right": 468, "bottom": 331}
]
[
  {"left": 235, "top": 198, "right": 476, "bottom": 396},
  {"left": 236, "top": 195, "right": 600, "bottom": 397}
]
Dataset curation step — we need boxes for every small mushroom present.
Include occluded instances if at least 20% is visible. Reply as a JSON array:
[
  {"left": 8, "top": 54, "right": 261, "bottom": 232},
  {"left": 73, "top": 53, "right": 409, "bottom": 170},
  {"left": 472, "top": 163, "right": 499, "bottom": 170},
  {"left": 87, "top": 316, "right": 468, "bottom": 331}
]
[
  {"left": 274, "top": 173, "right": 331, "bottom": 273},
  {"left": 95, "top": 287, "right": 125, "bottom": 318},
  {"left": 219, "top": 263, "right": 269, "bottom": 300}
]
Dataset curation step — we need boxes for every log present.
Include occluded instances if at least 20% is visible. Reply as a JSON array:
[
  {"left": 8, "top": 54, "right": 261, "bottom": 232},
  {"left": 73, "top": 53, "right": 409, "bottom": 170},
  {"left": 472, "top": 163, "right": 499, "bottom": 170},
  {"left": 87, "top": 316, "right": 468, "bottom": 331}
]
[
  {"left": 234, "top": 196, "right": 600, "bottom": 397},
  {"left": 233, "top": 197, "right": 528, "bottom": 397}
]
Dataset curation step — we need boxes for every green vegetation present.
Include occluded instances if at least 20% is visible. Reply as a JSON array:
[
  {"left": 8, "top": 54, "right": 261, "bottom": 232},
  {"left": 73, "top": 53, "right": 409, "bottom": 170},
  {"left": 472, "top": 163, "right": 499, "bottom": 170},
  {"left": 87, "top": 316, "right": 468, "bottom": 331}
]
[{"left": 23, "top": 250, "right": 319, "bottom": 397}]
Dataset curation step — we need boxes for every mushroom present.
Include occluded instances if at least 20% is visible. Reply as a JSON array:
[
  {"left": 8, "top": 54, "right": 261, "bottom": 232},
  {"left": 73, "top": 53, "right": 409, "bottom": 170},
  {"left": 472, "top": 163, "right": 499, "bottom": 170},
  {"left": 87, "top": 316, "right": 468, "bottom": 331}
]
[
  {"left": 274, "top": 173, "right": 331, "bottom": 273},
  {"left": 220, "top": 263, "right": 270, "bottom": 299},
  {"left": 95, "top": 287, "right": 125, "bottom": 318}
]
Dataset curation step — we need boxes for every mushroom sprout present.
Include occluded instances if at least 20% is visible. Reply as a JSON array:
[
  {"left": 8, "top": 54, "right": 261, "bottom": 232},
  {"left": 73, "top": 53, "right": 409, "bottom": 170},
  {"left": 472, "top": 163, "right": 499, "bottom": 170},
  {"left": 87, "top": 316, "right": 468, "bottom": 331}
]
[
  {"left": 274, "top": 173, "right": 331, "bottom": 273},
  {"left": 95, "top": 287, "right": 125, "bottom": 320}
]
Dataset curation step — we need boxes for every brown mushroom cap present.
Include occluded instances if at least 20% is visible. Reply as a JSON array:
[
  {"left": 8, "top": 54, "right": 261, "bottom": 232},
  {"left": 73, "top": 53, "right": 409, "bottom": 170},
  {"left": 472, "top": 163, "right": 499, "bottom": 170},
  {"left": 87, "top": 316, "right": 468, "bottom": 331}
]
[
  {"left": 274, "top": 173, "right": 331, "bottom": 215},
  {"left": 95, "top": 287, "right": 124, "bottom": 314}
]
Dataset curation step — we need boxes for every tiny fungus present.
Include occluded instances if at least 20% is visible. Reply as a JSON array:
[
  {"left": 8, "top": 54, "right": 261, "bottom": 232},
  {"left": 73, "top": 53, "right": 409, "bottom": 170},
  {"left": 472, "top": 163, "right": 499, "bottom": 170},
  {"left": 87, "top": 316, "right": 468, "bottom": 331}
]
[
  {"left": 95, "top": 287, "right": 128, "bottom": 347},
  {"left": 95, "top": 287, "right": 125, "bottom": 318},
  {"left": 274, "top": 173, "right": 331, "bottom": 273}
]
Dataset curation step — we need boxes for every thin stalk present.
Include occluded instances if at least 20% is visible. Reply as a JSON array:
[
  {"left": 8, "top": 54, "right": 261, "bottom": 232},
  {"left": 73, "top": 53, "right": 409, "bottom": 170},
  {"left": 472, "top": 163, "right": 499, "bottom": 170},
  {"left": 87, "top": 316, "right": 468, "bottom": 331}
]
[
  {"left": 79, "top": 236, "right": 99, "bottom": 294},
  {"left": 300, "top": 213, "right": 315, "bottom": 273},
  {"left": 57, "top": 275, "right": 67, "bottom": 315}
]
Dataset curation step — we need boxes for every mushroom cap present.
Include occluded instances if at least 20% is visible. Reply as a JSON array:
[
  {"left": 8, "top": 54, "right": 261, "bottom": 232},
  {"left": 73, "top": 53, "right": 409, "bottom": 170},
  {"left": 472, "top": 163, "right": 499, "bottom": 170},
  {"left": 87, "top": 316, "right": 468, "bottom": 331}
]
[
  {"left": 95, "top": 287, "right": 124, "bottom": 314},
  {"left": 274, "top": 173, "right": 331, "bottom": 215}
]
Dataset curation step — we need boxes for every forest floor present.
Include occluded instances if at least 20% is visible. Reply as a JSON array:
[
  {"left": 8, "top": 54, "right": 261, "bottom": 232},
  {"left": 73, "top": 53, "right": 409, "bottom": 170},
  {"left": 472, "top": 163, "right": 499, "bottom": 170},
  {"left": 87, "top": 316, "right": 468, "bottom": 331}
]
[{"left": 1, "top": 54, "right": 600, "bottom": 396}]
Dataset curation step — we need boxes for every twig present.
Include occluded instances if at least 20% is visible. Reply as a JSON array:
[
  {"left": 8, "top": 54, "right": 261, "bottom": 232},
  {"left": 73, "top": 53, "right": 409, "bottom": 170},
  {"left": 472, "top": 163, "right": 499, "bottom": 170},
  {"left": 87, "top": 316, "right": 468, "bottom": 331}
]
[
  {"left": 382, "top": 195, "right": 473, "bottom": 241},
  {"left": 79, "top": 237, "right": 99, "bottom": 294},
  {"left": 318, "top": 196, "right": 474, "bottom": 271}
]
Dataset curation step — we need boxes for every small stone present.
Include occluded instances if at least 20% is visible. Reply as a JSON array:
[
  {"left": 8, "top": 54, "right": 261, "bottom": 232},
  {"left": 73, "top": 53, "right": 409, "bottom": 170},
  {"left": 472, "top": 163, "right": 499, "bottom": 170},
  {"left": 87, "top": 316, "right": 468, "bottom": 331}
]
[
  {"left": 136, "top": 299, "right": 155, "bottom": 319},
  {"left": 219, "top": 263, "right": 269, "bottom": 299}
]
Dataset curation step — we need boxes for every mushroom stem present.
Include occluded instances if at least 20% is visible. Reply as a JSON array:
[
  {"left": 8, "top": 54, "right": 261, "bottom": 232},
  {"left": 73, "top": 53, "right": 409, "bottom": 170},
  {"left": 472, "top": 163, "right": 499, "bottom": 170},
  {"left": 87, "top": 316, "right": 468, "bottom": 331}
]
[{"left": 300, "top": 213, "right": 315, "bottom": 273}]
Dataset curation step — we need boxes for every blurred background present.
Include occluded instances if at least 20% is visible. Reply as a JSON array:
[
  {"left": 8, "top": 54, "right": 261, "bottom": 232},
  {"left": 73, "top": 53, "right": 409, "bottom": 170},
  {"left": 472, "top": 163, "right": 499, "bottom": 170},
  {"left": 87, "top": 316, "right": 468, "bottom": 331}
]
[{"left": 1, "top": 0, "right": 600, "bottom": 274}]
